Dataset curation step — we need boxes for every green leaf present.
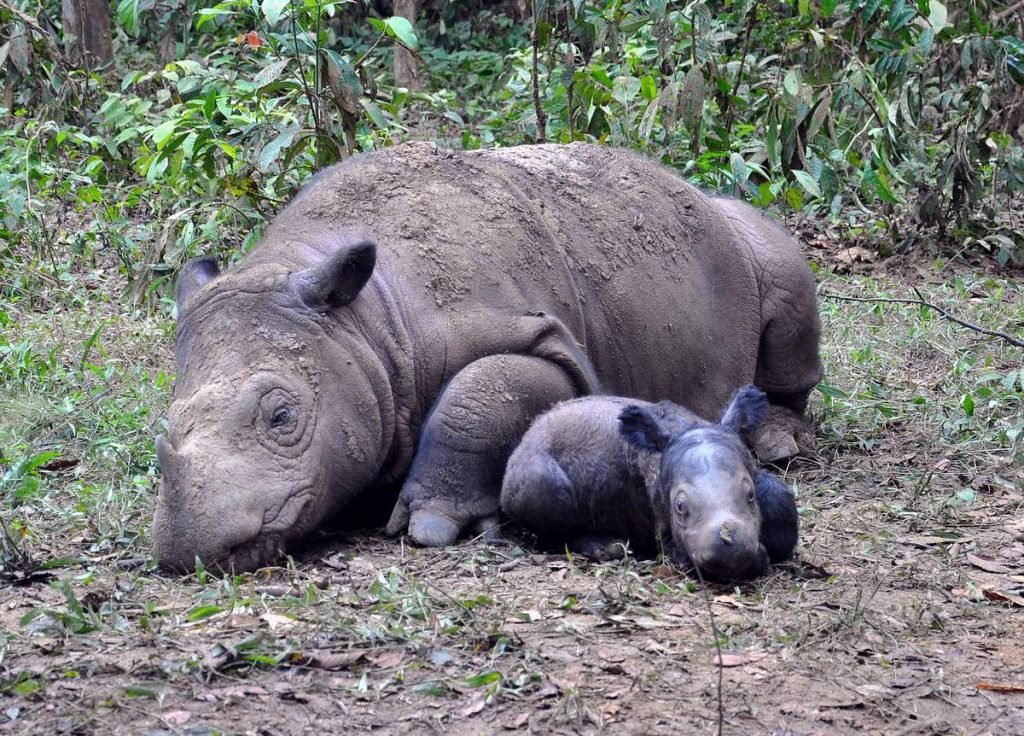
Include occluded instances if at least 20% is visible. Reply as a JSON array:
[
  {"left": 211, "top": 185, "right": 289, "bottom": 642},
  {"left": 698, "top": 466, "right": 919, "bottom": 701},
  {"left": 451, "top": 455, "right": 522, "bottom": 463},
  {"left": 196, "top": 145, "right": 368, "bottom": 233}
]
[
  {"left": 821, "top": 0, "right": 838, "bottom": 17},
  {"left": 361, "top": 99, "right": 388, "bottom": 129},
  {"left": 927, "top": 0, "right": 948, "bottom": 33},
  {"left": 253, "top": 58, "right": 290, "bottom": 89},
  {"left": 186, "top": 605, "right": 224, "bottom": 622},
  {"left": 466, "top": 670, "right": 502, "bottom": 688},
  {"left": 792, "top": 169, "right": 821, "bottom": 198},
  {"left": 640, "top": 75, "right": 657, "bottom": 101},
  {"left": 261, "top": 0, "right": 290, "bottom": 26},
  {"left": 381, "top": 16, "right": 418, "bottom": 51},
  {"left": 151, "top": 119, "right": 177, "bottom": 150},
  {"left": 259, "top": 120, "right": 301, "bottom": 173},
  {"left": 961, "top": 393, "right": 974, "bottom": 417},
  {"left": 783, "top": 69, "right": 801, "bottom": 98},
  {"left": 730, "top": 153, "right": 747, "bottom": 186}
]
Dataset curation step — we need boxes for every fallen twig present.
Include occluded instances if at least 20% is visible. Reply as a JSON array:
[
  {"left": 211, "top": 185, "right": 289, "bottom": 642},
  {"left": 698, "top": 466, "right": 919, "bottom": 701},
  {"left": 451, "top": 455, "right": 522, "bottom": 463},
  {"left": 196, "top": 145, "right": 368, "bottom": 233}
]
[
  {"left": 692, "top": 563, "right": 725, "bottom": 736},
  {"left": 819, "top": 288, "right": 1024, "bottom": 349}
]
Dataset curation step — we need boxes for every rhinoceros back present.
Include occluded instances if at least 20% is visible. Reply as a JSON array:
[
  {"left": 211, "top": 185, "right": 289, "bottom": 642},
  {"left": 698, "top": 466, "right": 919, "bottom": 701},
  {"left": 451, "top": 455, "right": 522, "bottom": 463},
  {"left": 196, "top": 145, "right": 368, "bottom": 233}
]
[{"left": 257, "top": 143, "right": 784, "bottom": 419}]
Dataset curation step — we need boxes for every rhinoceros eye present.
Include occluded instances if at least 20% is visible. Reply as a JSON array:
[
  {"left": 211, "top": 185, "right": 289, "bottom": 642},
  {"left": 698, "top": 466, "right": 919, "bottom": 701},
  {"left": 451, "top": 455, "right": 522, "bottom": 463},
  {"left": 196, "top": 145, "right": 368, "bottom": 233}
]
[
  {"left": 258, "top": 388, "right": 301, "bottom": 443},
  {"left": 271, "top": 406, "right": 294, "bottom": 429},
  {"left": 674, "top": 496, "right": 688, "bottom": 518}
]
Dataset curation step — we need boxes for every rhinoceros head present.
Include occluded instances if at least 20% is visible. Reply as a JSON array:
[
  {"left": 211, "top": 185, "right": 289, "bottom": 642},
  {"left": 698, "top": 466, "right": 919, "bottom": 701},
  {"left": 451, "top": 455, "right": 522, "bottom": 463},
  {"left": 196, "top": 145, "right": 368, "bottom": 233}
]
[
  {"left": 153, "top": 236, "right": 392, "bottom": 572},
  {"left": 619, "top": 386, "right": 769, "bottom": 580}
]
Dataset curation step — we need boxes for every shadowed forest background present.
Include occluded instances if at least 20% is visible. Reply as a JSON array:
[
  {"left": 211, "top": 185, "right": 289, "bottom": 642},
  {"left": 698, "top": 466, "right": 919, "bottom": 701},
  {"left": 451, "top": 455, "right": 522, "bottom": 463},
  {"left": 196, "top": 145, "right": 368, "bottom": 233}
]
[{"left": 1, "top": 1, "right": 1023, "bottom": 734}]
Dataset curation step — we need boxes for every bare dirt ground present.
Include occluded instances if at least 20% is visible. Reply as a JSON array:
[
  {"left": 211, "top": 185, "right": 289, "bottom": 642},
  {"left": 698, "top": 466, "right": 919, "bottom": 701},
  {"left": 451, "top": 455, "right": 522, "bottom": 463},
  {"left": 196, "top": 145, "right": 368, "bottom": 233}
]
[{"left": 2, "top": 262, "right": 1023, "bottom": 735}]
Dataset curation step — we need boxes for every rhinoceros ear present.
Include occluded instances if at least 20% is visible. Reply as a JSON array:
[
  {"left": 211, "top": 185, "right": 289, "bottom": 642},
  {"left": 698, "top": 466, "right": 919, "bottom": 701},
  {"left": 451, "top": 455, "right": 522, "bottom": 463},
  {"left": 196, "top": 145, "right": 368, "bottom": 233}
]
[
  {"left": 619, "top": 405, "right": 671, "bottom": 453},
  {"left": 291, "top": 239, "right": 377, "bottom": 312},
  {"left": 720, "top": 384, "right": 768, "bottom": 433},
  {"left": 176, "top": 257, "right": 220, "bottom": 312}
]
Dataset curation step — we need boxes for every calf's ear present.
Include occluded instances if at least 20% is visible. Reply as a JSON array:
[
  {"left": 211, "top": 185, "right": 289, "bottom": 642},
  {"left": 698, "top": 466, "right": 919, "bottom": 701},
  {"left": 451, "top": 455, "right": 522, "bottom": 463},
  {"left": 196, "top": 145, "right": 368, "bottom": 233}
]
[
  {"left": 619, "top": 405, "right": 671, "bottom": 452},
  {"left": 720, "top": 384, "right": 768, "bottom": 433},
  {"left": 176, "top": 257, "right": 221, "bottom": 313},
  {"left": 292, "top": 238, "right": 377, "bottom": 312}
]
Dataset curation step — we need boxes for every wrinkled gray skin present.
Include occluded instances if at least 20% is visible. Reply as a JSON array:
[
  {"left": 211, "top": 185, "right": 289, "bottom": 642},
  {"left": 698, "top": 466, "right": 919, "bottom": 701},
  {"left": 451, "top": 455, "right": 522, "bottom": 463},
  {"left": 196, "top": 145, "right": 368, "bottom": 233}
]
[
  {"left": 501, "top": 386, "right": 798, "bottom": 579},
  {"left": 154, "top": 143, "right": 822, "bottom": 572}
]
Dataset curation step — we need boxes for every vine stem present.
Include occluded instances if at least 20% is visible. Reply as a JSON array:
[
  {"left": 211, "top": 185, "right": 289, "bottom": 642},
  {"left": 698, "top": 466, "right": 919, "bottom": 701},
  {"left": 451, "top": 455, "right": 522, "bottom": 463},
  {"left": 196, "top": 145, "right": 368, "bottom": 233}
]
[
  {"left": 530, "top": 0, "right": 546, "bottom": 143},
  {"left": 819, "top": 288, "right": 1024, "bottom": 348}
]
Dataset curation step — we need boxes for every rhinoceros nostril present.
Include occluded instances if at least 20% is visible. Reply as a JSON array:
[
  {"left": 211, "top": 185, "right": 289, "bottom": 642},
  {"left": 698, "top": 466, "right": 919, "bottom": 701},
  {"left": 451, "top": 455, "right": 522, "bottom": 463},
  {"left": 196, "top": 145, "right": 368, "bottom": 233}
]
[{"left": 718, "top": 521, "right": 734, "bottom": 545}]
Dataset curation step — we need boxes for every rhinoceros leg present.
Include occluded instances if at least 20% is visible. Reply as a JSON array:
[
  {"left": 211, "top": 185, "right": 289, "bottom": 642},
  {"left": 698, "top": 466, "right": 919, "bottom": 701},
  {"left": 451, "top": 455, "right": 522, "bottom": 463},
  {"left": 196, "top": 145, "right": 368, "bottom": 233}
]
[{"left": 386, "top": 354, "right": 579, "bottom": 547}]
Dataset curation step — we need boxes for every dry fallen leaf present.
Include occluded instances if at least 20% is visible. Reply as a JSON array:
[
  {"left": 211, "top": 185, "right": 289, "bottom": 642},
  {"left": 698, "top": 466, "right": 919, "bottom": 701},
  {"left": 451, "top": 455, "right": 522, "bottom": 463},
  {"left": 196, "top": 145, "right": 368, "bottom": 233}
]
[
  {"left": 460, "top": 694, "right": 487, "bottom": 717},
  {"left": 975, "top": 682, "right": 1024, "bottom": 693},
  {"left": 714, "top": 651, "right": 767, "bottom": 667},
  {"left": 368, "top": 649, "right": 405, "bottom": 669},
  {"left": 967, "top": 553, "right": 1012, "bottom": 574},
  {"left": 259, "top": 612, "right": 296, "bottom": 630},
  {"left": 162, "top": 711, "right": 191, "bottom": 726},
  {"left": 980, "top": 587, "right": 1024, "bottom": 607},
  {"left": 300, "top": 650, "right": 367, "bottom": 670}
]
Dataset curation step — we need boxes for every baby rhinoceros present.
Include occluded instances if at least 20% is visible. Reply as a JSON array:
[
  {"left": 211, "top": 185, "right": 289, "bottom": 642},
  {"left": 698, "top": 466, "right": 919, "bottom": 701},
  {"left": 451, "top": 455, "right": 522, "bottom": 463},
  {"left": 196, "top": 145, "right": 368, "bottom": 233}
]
[{"left": 500, "top": 386, "right": 798, "bottom": 580}]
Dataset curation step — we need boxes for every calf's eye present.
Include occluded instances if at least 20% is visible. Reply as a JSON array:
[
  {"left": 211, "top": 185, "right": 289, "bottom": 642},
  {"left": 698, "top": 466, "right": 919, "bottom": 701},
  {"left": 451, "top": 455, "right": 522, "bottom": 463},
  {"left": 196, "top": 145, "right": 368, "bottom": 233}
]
[{"left": 674, "top": 497, "right": 688, "bottom": 517}]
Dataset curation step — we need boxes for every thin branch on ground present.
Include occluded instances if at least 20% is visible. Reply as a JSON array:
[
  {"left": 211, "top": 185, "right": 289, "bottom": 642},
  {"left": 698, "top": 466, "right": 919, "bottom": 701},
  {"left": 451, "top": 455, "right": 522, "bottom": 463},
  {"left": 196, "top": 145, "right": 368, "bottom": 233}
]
[
  {"left": 693, "top": 563, "right": 725, "bottom": 736},
  {"left": 819, "top": 288, "right": 1024, "bottom": 349}
]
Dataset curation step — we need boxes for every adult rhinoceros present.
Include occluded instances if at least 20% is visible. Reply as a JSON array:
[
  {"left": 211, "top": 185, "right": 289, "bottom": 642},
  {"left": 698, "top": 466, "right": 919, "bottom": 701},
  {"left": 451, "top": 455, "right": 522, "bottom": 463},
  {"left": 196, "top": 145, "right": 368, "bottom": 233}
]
[{"left": 153, "top": 142, "right": 822, "bottom": 571}]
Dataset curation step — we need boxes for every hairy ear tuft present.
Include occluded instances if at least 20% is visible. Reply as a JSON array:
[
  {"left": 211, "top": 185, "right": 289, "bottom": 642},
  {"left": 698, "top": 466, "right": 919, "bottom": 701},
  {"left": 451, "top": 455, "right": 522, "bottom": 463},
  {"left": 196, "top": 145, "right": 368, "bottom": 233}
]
[
  {"left": 720, "top": 384, "right": 768, "bottom": 433},
  {"left": 619, "top": 405, "right": 671, "bottom": 452}
]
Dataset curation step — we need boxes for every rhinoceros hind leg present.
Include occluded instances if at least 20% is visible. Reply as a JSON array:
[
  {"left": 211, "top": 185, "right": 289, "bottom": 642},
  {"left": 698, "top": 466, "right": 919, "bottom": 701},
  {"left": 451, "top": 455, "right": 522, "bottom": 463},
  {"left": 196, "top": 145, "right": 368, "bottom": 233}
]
[{"left": 395, "top": 354, "right": 579, "bottom": 548}]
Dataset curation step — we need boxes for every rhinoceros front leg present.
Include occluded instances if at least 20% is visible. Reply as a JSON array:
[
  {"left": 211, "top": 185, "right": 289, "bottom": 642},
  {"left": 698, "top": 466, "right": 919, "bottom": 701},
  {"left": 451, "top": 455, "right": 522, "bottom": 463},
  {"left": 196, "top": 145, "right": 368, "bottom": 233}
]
[{"left": 385, "top": 354, "right": 579, "bottom": 547}]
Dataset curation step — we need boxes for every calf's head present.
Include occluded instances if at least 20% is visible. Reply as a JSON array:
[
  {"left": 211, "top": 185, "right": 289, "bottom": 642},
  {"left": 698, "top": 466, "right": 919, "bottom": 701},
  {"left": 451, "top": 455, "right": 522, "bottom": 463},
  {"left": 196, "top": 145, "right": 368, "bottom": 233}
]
[
  {"left": 619, "top": 386, "right": 770, "bottom": 580},
  {"left": 153, "top": 237, "right": 393, "bottom": 572}
]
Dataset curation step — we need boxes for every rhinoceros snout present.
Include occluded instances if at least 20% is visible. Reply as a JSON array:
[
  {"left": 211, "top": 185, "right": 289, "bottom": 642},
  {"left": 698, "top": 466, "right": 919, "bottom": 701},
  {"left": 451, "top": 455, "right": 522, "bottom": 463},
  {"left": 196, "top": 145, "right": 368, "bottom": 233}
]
[{"left": 153, "top": 437, "right": 268, "bottom": 572}]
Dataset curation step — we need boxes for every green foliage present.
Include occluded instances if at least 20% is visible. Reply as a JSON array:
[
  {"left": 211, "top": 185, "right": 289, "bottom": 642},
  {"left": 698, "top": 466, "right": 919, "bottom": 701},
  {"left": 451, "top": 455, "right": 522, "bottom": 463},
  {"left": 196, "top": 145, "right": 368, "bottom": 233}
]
[{"left": 461, "top": 0, "right": 1022, "bottom": 261}]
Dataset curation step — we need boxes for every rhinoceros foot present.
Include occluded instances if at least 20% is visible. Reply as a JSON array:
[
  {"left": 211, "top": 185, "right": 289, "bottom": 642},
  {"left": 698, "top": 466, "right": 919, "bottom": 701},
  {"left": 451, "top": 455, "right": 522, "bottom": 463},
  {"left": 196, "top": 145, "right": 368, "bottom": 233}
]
[
  {"left": 748, "top": 405, "right": 816, "bottom": 463},
  {"left": 408, "top": 510, "right": 461, "bottom": 547}
]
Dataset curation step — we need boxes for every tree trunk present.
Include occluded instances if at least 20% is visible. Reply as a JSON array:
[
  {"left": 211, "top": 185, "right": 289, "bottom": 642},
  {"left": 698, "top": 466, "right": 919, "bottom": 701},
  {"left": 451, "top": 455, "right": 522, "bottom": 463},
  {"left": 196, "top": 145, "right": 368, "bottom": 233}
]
[
  {"left": 62, "top": 0, "right": 113, "bottom": 69},
  {"left": 393, "top": 0, "right": 421, "bottom": 90}
]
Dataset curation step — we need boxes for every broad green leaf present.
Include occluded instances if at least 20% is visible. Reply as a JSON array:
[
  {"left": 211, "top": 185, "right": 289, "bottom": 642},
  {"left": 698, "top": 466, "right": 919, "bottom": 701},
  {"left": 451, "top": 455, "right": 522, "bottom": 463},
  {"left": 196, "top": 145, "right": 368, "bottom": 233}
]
[
  {"left": 261, "top": 0, "right": 289, "bottom": 26},
  {"left": 361, "top": 99, "right": 388, "bottom": 129},
  {"left": 821, "top": 0, "right": 838, "bottom": 16},
  {"left": 783, "top": 69, "right": 801, "bottom": 98},
  {"left": 186, "top": 605, "right": 224, "bottom": 622},
  {"left": 640, "top": 75, "right": 657, "bottom": 102},
  {"left": 792, "top": 169, "right": 821, "bottom": 198},
  {"left": 253, "top": 58, "right": 290, "bottom": 89},
  {"left": 730, "top": 153, "right": 747, "bottom": 186},
  {"left": 381, "top": 16, "right": 418, "bottom": 51},
  {"left": 466, "top": 671, "right": 502, "bottom": 688},
  {"left": 612, "top": 76, "right": 642, "bottom": 106},
  {"left": 961, "top": 393, "right": 975, "bottom": 417},
  {"left": 927, "top": 0, "right": 948, "bottom": 33},
  {"left": 259, "top": 120, "right": 301, "bottom": 173},
  {"left": 151, "top": 119, "right": 177, "bottom": 149}
]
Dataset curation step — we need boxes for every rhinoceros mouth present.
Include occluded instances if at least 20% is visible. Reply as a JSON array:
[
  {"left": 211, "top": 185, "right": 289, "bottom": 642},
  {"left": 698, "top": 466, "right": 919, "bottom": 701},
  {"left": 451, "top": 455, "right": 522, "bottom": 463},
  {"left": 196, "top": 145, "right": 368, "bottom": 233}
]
[{"left": 224, "top": 535, "right": 285, "bottom": 573}]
